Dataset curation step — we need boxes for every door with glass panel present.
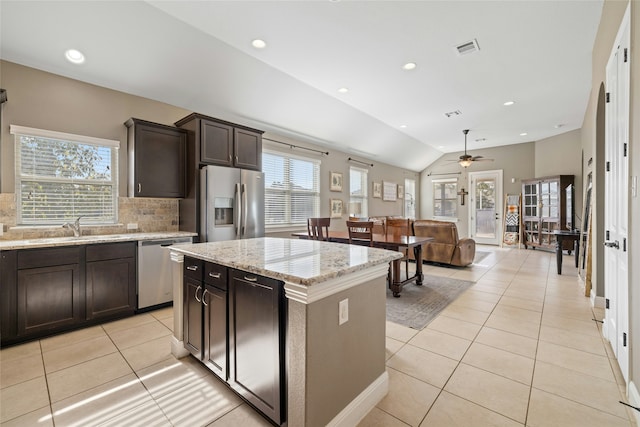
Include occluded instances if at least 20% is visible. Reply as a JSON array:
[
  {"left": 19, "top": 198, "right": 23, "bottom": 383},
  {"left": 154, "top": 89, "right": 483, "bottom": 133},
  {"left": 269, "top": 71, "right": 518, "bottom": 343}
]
[{"left": 469, "top": 170, "right": 503, "bottom": 245}]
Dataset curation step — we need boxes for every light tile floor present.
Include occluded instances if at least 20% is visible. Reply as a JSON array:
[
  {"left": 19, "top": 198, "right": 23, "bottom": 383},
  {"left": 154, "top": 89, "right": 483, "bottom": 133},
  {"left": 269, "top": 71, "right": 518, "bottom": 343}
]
[{"left": 0, "top": 246, "right": 636, "bottom": 426}]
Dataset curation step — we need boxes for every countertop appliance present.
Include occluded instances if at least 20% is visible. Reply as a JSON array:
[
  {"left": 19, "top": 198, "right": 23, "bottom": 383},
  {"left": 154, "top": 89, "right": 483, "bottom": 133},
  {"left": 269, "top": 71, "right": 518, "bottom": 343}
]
[
  {"left": 201, "top": 165, "right": 264, "bottom": 242},
  {"left": 137, "top": 236, "right": 193, "bottom": 310}
]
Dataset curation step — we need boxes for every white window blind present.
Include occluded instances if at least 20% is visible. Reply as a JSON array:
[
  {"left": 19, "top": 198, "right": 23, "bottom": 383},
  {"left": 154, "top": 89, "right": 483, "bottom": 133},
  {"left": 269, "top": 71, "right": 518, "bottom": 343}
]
[
  {"left": 11, "top": 125, "right": 119, "bottom": 225},
  {"left": 349, "top": 167, "right": 368, "bottom": 218},
  {"left": 433, "top": 178, "right": 457, "bottom": 218},
  {"left": 263, "top": 150, "right": 320, "bottom": 226}
]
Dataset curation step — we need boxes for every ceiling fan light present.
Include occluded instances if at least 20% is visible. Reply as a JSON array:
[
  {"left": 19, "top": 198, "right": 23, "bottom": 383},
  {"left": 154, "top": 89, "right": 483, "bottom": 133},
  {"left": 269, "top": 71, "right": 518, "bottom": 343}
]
[{"left": 459, "top": 159, "right": 473, "bottom": 168}]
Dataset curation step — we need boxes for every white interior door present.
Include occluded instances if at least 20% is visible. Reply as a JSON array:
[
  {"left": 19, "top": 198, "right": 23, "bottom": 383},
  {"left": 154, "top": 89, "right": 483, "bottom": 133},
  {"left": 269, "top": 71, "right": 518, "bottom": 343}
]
[
  {"left": 604, "top": 6, "right": 629, "bottom": 383},
  {"left": 469, "top": 170, "right": 503, "bottom": 245}
]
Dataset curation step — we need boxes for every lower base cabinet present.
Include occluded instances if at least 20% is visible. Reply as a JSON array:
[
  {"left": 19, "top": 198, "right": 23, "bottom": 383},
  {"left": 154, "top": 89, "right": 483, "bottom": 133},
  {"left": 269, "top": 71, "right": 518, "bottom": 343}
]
[{"left": 183, "top": 258, "right": 285, "bottom": 425}]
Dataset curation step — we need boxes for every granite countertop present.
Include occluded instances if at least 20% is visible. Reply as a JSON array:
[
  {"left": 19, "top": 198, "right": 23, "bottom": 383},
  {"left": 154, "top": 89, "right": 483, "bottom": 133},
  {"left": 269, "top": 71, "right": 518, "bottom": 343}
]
[
  {"left": 0, "top": 231, "right": 198, "bottom": 250},
  {"left": 169, "top": 237, "right": 402, "bottom": 286}
]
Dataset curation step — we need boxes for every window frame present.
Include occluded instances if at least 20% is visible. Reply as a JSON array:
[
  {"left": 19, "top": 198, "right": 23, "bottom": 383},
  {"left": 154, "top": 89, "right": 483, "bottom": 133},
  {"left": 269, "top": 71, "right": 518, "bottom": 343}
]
[
  {"left": 433, "top": 178, "right": 458, "bottom": 219},
  {"left": 349, "top": 166, "right": 368, "bottom": 218},
  {"left": 262, "top": 149, "right": 321, "bottom": 229},
  {"left": 11, "top": 125, "right": 120, "bottom": 226}
]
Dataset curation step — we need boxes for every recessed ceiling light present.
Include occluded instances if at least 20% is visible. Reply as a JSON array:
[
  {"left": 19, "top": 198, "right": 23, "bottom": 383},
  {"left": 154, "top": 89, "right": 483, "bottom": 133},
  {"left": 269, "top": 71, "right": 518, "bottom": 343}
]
[
  {"left": 475, "top": 138, "right": 486, "bottom": 142},
  {"left": 554, "top": 124, "right": 564, "bottom": 129},
  {"left": 338, "top": 87, "right": 349, "bottom": 93},
  {"left": 251, "top": 39, "right": 267, "bottom": 49},
  {"left": 400, "top": 124, "right": 407, "bottom": 128},
  {"left": 402, "top": 62, "right": 417, "bottom": 71},
  {"left": 503, "top": 101, "right": 515, "bottom": 106},
  {"left": 65, "top": 49, "right": 85, "bottom": 64},
  {"left": 520, "top": 132, "right": 528, "bottom": 136},
  {"left": 438, "top": 145, "right": 445, "bottom": 149}
]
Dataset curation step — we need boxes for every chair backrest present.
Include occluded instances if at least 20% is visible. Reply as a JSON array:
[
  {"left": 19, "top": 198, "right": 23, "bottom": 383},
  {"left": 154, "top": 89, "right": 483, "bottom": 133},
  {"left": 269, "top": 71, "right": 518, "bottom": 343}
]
[
  {"left": 346, "top": 220, "right": 374, "bottom": 246},
  {"left": 307, "top": 217, "right": 331, "bottom": 241},
  {"left": 386, "top": 218, "right": 411, "bottom": 239},
  {"left": 368, "top": 216, "right": 386, "bottom": 234}
]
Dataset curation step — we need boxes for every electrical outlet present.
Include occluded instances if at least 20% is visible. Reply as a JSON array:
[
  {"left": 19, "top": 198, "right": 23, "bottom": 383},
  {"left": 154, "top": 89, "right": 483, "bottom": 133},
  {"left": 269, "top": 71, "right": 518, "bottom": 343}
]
[
  {"left": 339, "top": 299, "right": 349, "bottom": 325},
  {"left": 0, "top": 223, "right": 3, "bottom": 236},
  {"left": 127, "top": 223, "right": 138, "bottom": 230}
]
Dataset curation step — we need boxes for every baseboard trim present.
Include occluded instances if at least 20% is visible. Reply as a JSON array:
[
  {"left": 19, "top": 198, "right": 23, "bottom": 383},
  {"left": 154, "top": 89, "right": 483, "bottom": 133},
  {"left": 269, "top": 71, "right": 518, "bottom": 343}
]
[
  {"left": 628, "top": 381, "right": 640, "bottom": 424},
  {"left": 171, "top": 336, "right": 190, "bottom": 358},
  {"left": 326, "top": 371, "right": 389, "bottom": 427},
  {"left": 591, "top": 294, "right": 605, "bottom": 309}
]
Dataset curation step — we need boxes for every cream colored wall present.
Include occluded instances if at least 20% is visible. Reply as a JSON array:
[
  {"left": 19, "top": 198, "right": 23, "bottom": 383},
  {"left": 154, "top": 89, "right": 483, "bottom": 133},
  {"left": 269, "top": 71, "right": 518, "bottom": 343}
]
[
  {"left": 419, "top": 142, "right": 536, "bottom": 237},
  {"left": 263, "top": 134, "right": 419, "bottom": 237},
  {"left": 0, "top": 60, "right": 191, "bottom": 195}
]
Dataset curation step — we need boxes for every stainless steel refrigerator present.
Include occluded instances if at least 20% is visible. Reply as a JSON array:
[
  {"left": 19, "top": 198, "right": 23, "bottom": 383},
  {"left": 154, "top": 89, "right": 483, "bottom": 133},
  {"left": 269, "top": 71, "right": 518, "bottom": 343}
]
[{"left": 200, "top": 165, "right": 264, "bottom": 242}]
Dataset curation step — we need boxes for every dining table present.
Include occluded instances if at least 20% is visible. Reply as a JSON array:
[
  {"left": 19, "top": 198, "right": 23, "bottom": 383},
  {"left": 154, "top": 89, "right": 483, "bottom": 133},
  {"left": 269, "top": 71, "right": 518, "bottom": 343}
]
[{"left": 293, "top": 231, "right": 434, "bottom": 297}]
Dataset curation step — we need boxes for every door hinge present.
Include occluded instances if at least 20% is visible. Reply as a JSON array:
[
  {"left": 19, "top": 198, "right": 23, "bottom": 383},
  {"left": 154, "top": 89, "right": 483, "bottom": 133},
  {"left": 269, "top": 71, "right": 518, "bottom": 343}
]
[
  {"left": 606, "top": 161, "right": 611, "bottom": 172},
  {"left": 606, "top": 298, "right": 610, "bottom": 309},
  {"left": 623, "top": 332, "right": 627, "bottom": 347},
  {"left": 624, "top": 48, "right": 628, "bottom": 63},
  {"left": 606, "top": 230, "right": 610, "bottom": 240},
  {"left": 623, "top": 238, "right": 627, "bottom": 252},
  {"left": 624, "top": 143, "right": 628, "bottom": 157}
]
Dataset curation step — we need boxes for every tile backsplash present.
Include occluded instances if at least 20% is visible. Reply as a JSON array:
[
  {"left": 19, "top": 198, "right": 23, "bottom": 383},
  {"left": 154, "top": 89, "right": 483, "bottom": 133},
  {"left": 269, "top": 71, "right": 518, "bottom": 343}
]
[{"left": 0, "top": 193, "right": 178, "bottom": 241}]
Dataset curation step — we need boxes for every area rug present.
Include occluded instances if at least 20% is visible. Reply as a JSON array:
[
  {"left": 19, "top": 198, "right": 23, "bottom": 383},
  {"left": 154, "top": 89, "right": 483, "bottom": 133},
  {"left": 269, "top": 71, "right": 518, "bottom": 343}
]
[{"left": 386, "top": 275, "right": 474, "bottom": 330}]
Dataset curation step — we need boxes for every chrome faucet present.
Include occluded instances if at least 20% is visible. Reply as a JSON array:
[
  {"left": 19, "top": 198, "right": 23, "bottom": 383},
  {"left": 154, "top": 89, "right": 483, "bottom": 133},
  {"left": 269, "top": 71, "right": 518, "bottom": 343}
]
[{"left": 62, "top": 216, "right": 83, "bottom": 237}]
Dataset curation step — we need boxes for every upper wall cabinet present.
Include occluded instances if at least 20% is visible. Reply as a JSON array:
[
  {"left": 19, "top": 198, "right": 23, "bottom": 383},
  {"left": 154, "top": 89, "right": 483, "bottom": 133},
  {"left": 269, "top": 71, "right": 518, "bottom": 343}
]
[
  {"left": 175, "top": 113, "right": 263, "bottom": 171},
  {"left": 125, "top": 118, "right": 187, "bottom": 198}
]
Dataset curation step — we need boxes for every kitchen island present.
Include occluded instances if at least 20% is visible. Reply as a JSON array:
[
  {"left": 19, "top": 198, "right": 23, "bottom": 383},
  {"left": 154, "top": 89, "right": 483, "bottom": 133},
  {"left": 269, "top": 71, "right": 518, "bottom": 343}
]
[{"left": 169, "top": 237, "right": 401, "bottom": 427}]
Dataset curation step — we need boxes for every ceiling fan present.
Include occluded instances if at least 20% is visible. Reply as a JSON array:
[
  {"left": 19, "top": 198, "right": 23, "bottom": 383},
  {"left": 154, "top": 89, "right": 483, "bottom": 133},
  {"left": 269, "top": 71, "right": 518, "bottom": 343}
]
[{"left": 451, "top": 129, "right": 494, "bottom": 168}]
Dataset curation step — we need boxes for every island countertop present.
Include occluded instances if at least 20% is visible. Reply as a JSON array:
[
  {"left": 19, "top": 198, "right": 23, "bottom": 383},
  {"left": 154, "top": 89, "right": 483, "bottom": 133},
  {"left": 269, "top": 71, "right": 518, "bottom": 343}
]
[{"left": 169, "top": 237, "right": 401, "bottom": 286}]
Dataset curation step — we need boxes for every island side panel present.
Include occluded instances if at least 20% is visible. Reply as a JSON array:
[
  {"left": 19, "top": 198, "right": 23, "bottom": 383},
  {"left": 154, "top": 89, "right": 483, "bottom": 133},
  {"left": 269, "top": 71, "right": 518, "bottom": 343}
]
[
  {"left": 306, "top": 275, "right": 387, "bottom": 426},
  {"left": 170, "top": 251, "right": 190, "bottom": 358},
  {"left": 286, "top": 299, "right": 308, "bottom": 427}
]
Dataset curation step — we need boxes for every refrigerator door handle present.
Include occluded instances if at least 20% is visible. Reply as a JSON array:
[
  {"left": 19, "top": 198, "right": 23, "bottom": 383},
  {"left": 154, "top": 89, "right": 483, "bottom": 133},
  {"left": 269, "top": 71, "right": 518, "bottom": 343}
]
[
  {"left": 235, "top": 183, "right": 242, "bottom": 238},
  {"left": 242, "top": 183, "right": 248, "bottom": 238}
]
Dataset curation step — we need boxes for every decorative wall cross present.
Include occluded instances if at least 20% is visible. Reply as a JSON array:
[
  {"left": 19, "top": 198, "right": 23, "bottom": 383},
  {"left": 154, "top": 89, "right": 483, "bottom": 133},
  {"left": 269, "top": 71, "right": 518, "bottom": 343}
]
[{"left": 457, "top": 188, "right": 469, "bottom": 205}]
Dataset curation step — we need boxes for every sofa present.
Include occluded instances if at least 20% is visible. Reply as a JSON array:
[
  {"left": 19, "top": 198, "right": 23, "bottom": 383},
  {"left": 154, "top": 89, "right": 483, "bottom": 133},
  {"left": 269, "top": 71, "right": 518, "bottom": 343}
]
[{"left": 411, "top": 219, "right": 476, "bottom": 267}]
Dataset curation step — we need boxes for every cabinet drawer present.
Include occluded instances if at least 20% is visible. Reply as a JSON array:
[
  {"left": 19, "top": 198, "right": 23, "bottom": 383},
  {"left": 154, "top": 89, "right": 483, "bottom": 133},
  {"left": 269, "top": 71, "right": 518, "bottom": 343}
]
[
  {"left": 204, "top": 263, "right": 227, "bottom": 290},
  {"left": 86, "top": 242, "right": 136, "bottom": 262},
  {"left": 18, "top": 246, "right": 80, "bottom": 269},
  {"left": 184, "top": 257, "right": 203, "bottom": 281}
]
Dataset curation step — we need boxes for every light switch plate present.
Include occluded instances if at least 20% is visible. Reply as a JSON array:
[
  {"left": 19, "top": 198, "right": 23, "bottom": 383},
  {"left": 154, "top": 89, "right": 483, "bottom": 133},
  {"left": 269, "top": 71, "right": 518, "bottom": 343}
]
[
  {"left": 127, "top": 223, "right": 138, "bottom": 230},
  {"left": 339, "top": 299, "right": 349, "bottom": 325}
]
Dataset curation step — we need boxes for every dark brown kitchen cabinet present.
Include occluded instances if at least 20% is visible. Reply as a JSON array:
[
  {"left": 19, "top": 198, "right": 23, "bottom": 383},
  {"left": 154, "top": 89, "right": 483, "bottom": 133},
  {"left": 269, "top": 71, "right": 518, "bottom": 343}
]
[
  {"left": 1, "top": 243, "right": 139, "bottom": 347},
  {"left": 229, "top": 269, "right": 285, "bottom": 425},
  {"left": 17, "top": 247, "right": 82, "bottom": 336},
  {"left": 182, "top": 261, "right": 285, "bottom": 425},
  {"left": 86, "top": 242, "right": 136, "bottom": 320},
  {"left": 125, "top": 118, "right": 187, "bottom": 198},
  {"left": 183, "top": 257, "right": 229, "bottom": 381},
  {"left": 175, "top": 113, "right": 263, "bottom": 171}
]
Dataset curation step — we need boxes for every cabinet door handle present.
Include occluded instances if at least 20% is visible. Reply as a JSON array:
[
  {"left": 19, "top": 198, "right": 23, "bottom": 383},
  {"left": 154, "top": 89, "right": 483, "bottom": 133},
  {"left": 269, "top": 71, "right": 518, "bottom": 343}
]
[
  {"left": 138, "top": 183, "right": 142, "bottom": 193},
  {"left": 186, "top": 265, "right": 198, "bottom": 271},
  {"left": 209, "top": 272, "right": 221, "bottom": 279},
  {"left": 235, "top": 155, "right": 239, "bottom": 164},
  {"left": 229, "top": 154, "right": 232, "bottom": 162},
  {"left": 202, "top": 289, "right": 209, "bottom": 306},
  {"left": 195, "top": 285, "right": 202, "bottom": 302},
  {"left": 244, "top": 276, "right": 258, "bottom": 282}
]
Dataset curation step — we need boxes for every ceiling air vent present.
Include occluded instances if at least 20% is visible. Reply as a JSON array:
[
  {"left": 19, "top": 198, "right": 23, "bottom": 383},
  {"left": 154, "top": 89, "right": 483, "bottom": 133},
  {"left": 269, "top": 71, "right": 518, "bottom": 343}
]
[
  {"left": 455, "top": 39, "right": 480, "bottom": 56},
  {"left": 444, "top": 110, "right": 462, "bottom": 118}
]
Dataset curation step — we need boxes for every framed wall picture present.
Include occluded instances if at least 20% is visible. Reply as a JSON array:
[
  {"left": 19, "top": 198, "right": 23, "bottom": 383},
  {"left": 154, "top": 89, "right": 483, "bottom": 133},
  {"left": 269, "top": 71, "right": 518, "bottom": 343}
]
[
  {"left": 330, "top": 172, "right": 343, "bottom": 192},
  {"left": 383, "top": 181, "right": 397, "bottom": 201},
  {"left": 372, "top": 182, "right": 382, "bottom": 198},
  {"left": 398, "top": 185, "right": 404, "bottom": 199},
  {"left": 330, "top": 199, "right": 343, "bottom": 218}
]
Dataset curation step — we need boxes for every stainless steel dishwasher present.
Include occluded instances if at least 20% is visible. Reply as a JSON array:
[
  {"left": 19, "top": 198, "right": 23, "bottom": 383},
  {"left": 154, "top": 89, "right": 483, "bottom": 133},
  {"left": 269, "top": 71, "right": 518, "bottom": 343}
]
[{"left": 137, "top": 237, "right": 193, "bottom": 310}]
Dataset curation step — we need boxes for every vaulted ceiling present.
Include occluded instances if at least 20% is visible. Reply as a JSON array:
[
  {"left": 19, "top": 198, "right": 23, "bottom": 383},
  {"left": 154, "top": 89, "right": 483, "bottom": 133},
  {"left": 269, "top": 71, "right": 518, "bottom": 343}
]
[{"left": 0, "top": 1, "right": 603, "bottom": 171}]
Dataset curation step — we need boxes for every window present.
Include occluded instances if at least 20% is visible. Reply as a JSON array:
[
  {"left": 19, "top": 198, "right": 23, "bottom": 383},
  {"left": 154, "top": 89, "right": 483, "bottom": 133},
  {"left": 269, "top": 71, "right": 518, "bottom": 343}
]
[
  {"left": 404, "top": 178, "right": 416, "bottom": 219},
  {"left": 263, "top": 150, "right": 320, "bottom": 227},
  {"left": 11, "top": 125, "right": 119, "bottom": 225},
  {"left": 349, "top": 167, "right": 368, "bottom": 218},
  {"left": 433, "top": 178, "right": 457, "bottom": 218}
]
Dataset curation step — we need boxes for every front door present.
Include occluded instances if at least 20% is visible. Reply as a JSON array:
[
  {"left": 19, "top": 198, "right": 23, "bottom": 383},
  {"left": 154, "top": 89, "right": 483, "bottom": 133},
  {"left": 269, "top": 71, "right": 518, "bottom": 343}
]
[
  {"left": 469, "top": 170, "right": 503, "bottom": 245},
  {"left": 604, "top": 6, "right": 630, "bottom": 383}
]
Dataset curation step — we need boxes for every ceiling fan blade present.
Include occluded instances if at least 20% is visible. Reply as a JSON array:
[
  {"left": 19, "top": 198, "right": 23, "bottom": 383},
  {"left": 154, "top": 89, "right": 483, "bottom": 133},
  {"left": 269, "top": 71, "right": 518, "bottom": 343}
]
[{"left": 473, "top": 157, "right": 494, "bottom": 162}]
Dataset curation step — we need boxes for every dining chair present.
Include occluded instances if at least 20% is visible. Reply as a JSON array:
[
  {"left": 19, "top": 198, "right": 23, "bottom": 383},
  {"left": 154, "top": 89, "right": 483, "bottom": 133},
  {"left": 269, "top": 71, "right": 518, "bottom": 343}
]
[
  {"left": 307, "top": 217, "right": 331, "bottom": 241},
  {"left": 385, "top": 218, "right": 411, "bottom": 282},
  {"left": 346, "top": 220, "right": 374, "bottom": 246}
]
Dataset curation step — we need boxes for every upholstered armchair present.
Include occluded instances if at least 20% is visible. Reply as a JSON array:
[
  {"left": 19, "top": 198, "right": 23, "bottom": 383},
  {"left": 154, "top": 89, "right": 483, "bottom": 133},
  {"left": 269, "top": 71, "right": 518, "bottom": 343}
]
[{"left": 411, "top": 220, "right": 476, "bottom": 267}]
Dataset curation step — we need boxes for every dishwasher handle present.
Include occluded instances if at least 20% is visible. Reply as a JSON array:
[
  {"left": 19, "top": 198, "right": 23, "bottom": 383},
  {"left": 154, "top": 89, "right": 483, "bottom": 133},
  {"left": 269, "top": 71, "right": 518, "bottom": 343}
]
[{"left": 139, "top": 238, "right": 193, "bottom": 247}]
